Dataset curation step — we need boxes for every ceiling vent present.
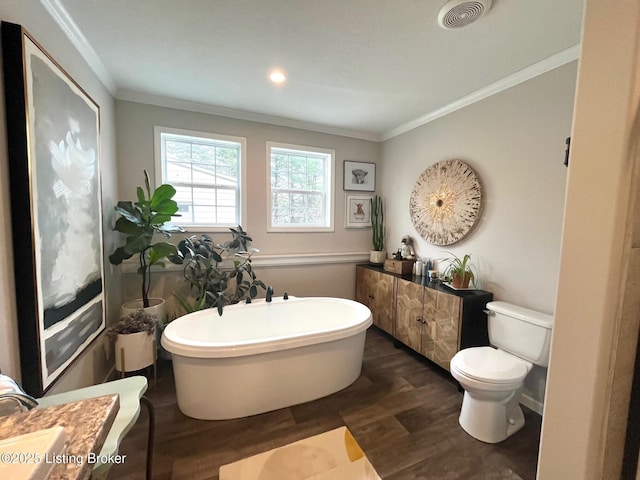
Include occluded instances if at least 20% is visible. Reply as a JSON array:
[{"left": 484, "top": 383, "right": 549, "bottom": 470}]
[{"left": 437, "top": 0, "right": 493, "bottom": 29}]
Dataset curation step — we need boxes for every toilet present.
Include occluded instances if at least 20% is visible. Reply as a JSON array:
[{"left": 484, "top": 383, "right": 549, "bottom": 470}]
[{"left": 450, "top": 301, "right": 553, "bottom": 443}]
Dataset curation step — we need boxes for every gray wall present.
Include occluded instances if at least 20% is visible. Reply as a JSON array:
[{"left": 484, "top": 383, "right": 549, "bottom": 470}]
[
  {"left": 0, "top": 1, "right": 120, "bottom": 393},
  {"left": 380, "top": 62, "right": 578, "bottom": 409},
  {"left": 115, "top": 100, "right": 381, "bottom": 313}
]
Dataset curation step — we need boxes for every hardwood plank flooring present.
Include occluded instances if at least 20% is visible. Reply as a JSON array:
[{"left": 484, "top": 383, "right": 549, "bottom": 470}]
[{"left": 108, "top": 327, "right": 541, "bottom": 480}]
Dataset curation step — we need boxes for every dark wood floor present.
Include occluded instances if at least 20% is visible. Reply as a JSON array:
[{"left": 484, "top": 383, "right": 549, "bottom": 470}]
[{"left": 108, "top": 327, "right": 541, "bottom": 480}]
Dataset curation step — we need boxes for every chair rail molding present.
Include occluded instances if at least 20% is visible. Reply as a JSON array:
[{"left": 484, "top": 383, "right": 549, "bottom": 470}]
[{"left": 120, "top": 251, "right": 371, "bottom": 273}]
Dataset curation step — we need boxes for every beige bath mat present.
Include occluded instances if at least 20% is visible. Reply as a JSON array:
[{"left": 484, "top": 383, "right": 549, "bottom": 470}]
[{"left": 219, "top": 426, "right": 381, "bottom": 480}]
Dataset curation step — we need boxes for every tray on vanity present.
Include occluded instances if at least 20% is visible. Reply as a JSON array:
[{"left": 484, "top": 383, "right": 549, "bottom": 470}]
[{"left": 442, "top": 282, "right": 480, "bottom": 291}]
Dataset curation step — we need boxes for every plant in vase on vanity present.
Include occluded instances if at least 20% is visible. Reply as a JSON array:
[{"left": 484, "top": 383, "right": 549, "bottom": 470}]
[
  {"left": 108, "top": 170, "right": 185, "bottom": 325},
  {"left": 106, "top": 309, "right": 156, "bottom": 375},
  {"left": 441, "top": 252, "right": 478, "bottom": 288},
  {"left": 369, "top": 194, "right": 386, "bottom": 264}
]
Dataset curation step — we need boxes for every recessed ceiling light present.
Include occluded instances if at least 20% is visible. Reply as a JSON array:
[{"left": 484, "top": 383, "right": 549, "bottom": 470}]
[{"left": 269, "top": 70, "right": 287, "bottom": 84}]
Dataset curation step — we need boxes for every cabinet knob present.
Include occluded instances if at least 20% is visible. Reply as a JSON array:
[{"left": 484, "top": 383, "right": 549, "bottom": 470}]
[{"left": 416, "top": 317, "right": 422, "bottom": 323}]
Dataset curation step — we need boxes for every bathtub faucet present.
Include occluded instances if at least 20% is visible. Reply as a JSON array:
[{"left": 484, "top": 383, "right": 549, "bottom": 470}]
[{"left": 266, "top": 286, "right": 274, "bottom": 303}]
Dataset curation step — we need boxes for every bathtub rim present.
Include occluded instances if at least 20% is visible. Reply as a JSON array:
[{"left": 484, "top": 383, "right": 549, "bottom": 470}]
[{"left": 161, "top": 296, "right": 372, "bottom": 359}]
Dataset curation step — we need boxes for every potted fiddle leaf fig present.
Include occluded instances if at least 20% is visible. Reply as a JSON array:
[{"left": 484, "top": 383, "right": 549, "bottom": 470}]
[
  {"left": 369, "top": 195, "right": 386, "bottom": 264},
  {"left": 109, "top": 170, "right": 185, "bottom": 324},
  {"left": 170, "top": 226, "right": 266, "bottom": 316}
]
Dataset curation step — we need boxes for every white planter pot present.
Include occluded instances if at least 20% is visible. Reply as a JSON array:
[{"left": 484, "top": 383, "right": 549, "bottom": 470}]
[
  {"left": 369, "top": 250, "right": 386, "bottom": 264},
  {"left": 120, "top": 298, "right": 167, "bottom": 361},
  {"left": 114, "top": 331, "right": 156, "bottom": 372},
  {"left": 120, "top": 298, "right": 167, "bottom": 326}
]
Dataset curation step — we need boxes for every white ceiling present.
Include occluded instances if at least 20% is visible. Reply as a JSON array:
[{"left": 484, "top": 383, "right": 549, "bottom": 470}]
[{"left": 51, "top": 0, "right": 584, "bottom": 140}]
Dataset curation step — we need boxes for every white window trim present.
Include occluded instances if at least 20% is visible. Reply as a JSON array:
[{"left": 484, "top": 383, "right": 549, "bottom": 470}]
[
  {"left": 154, "top": 125, "right": 247, "bottom": 232},
  {"left": 266, "top": 141, "right": 335, "bottom": 233}
]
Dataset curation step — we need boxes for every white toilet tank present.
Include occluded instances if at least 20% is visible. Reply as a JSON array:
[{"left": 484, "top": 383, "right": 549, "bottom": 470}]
[{"left": 486, "top": 301, "right": 553, "bottom": 367}]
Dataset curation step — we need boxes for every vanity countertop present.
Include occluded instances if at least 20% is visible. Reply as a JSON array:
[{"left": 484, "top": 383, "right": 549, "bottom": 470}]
[
  {"left": 0, "top": 394, "right": 119, "bottom": 480},
  {"left": 357, "top": 263, "right": 492, "bottom": 297}
]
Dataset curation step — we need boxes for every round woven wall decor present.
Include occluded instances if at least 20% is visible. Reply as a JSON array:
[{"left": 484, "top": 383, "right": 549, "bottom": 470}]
[{"left": 409, "top": 159, "right": 482, "bottom": 245}]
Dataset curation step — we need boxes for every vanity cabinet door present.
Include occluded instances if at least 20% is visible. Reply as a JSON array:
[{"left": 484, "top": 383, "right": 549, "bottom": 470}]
[
  {"left": 355, "top": 266, "right": 395, "bottom": 335},
  {"left": 395, "top": 278, "right": 424, "bottom": 353},
  {"left": 422, "top": 289, "right": 462, "bottom": 371},
  {"left": 355, "top": 265, "right": 488, "bottom": 372},
  {"left": 421, "top": 288, "right": 438, "bottom": 361}
]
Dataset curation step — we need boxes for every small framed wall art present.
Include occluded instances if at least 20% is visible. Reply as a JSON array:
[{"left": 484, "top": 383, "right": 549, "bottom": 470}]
[
  {"left": 345, "top": 194, "right": 372, "bottom": 228},
  {"left": 344, "top": 160, "right": 375, "bottom": 191}
]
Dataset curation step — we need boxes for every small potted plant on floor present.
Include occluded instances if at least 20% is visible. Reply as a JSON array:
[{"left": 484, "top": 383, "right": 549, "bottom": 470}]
[
  {"left": 441, "top": 253, "right": 477, "bottom": 288},
  {"left": 369, "top": 195, "right": 386, "bottom": 264},
  {"left": 106, "top": 309, "right": 156, "bottom": 374},
  {"left": 109, "top": 170, "right": 185, "bottom": 325},
  {"left": 170, "top": 225, "right": 266, "bottom": 316}
]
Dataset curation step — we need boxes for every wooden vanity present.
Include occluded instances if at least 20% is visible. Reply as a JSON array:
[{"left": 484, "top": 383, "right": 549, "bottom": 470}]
[{"left": 356, "top": 263, "right": 493, "bottom": 371}]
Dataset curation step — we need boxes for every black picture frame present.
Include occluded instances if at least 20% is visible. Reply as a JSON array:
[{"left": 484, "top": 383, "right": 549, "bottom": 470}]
[
  {"left": 1, "top": 22, "right": 105, "bottom": 396},
  {"left": 343, "top": 160, "right": 375, "bottom": 191}
]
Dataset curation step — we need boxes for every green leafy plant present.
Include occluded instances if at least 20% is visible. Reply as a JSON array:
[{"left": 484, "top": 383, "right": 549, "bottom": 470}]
[
  {"left": 440, "top": 252, "right": 477, "bottom": 288},
  {"left": 371, "top": 195, "right": 385, "bottom": 251},
  {"left": 170, "top": 226, "right": 266, "bottom": 316},
  {"left": 108, "top": 170, "right": 185, "bottom": 308},
  {"left": 106, "top": 309, "right": 156, "bottom": 340}
]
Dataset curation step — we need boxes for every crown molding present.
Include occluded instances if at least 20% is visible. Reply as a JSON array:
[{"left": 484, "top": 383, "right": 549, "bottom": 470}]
[
  {"left": 40, "top": 0, "right": 117, "bottom": 94},
  {"left": 38, "top": 0, "right": 580, "bottom": 143},
  {"left": 381, "top": 44, "right": 581, "bottom": 141},
  {"left": 115, "top": 89, "right": 382, "bottom": 142}
]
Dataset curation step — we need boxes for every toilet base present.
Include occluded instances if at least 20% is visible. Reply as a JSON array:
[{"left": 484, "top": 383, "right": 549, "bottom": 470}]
[{"left": 458, "top": 389, "right": 525, "bottom": 443}]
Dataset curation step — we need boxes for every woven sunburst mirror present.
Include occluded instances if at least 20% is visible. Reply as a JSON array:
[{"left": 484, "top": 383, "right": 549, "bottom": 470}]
[{"left": 409, "top": 159, "right": 482, "bottom": 245}]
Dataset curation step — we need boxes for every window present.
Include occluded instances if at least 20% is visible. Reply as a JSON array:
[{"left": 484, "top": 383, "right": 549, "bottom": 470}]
[
  {"left": 267, "top": 142, "right": 334, "bottom": 232},
  {"left": 154, "top": 126, "right": 245, "bottom": 230}
]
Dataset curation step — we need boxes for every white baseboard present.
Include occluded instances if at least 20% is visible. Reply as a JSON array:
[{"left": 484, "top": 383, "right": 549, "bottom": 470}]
[{"left": 520, "top": 393, "right": 543, "bottom": 415}]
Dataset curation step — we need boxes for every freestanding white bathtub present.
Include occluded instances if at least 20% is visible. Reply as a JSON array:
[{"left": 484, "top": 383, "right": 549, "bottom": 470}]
[{"left": 161, "top": 296, "right": 372, "bottom": 420}]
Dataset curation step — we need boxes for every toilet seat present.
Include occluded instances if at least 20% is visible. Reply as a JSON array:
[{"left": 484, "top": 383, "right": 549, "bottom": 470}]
[{"left": 451, "top": 347, "right": 531, "bottom": 384}]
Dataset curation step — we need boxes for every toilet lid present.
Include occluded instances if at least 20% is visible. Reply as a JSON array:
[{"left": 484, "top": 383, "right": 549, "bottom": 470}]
[{"left": 452, "top": 347, "right": 530, "bottom": 384}]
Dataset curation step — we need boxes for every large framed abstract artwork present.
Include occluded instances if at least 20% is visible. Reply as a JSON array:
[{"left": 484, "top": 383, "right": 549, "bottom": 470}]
[{"left": 1, "top": 22, "right": 104, "bottom": 396}]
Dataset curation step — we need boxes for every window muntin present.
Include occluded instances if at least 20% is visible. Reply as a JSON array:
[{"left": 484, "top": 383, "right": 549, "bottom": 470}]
[
  {"left": 155, "top": 127, "right": 245, "bottom": 229},
  {"left": 268, "top": 142, "right": 334, "bottom": 232}
]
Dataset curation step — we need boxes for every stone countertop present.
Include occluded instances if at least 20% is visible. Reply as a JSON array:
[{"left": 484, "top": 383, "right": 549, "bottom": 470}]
[
  {"left": 0, "top": 394, "right": 119, "bottom": 480},
  {"left": 357, "top": 263, "right": 493, "bottom": 297}
]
